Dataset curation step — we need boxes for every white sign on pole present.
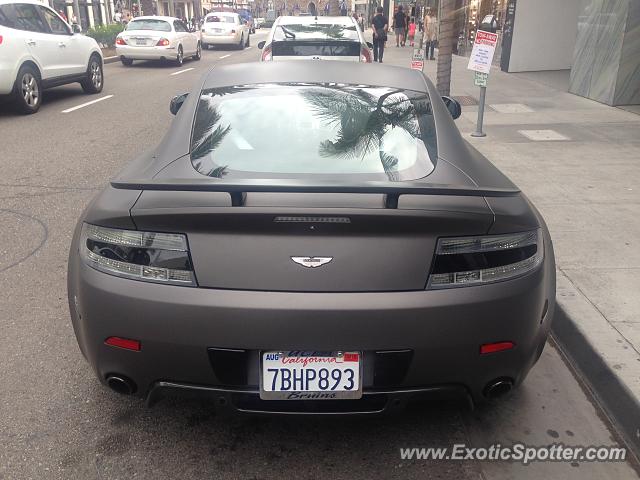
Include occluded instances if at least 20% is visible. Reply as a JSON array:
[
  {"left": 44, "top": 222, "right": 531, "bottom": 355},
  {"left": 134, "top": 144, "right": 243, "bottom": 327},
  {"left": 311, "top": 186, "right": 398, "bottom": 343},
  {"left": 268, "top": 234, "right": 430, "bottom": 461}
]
[
  {"left": 467, "top": 30, "right": 498, "bottom": 74},
  {"left": 474, "top": 71, "right": 488, "bottom": 87},
  {"left": 410, "top": 48, "right": 425, "bottom": 71}
]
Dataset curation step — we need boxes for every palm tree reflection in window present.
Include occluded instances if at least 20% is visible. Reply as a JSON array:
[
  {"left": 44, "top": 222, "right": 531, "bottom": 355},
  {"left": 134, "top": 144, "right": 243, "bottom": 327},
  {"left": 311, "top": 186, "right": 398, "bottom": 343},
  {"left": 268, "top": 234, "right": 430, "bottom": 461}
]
[
  {"left": 191, "top": 86, "right": 256, "bottom": 178},
  {"left": 302, "top": 86, "right": 434, "bottom": 181}
]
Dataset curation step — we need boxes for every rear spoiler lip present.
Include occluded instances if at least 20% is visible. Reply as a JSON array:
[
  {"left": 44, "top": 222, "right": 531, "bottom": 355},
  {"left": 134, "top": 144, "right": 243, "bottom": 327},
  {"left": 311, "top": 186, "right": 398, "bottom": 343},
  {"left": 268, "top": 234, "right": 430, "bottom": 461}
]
[{"left": 110, "top": 178, "right": 520, "bottom": 207}]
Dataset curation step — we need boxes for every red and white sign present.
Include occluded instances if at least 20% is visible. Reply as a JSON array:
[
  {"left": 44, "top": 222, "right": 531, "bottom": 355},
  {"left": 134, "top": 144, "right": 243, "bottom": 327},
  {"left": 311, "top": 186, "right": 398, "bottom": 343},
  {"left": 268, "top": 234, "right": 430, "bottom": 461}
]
[
  {"left": 411, "top": 60, "right": 424, "bottom": 70},
  {"left": 467, "top": 30, "right": 498, "bottom": 74}
]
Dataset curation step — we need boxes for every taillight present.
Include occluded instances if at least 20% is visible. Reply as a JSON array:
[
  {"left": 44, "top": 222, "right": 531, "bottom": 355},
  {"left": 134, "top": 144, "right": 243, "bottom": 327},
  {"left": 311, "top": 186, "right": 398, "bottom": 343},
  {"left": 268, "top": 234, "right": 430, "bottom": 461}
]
[
  {"left": 0, "top": 35, "right": 3, "bottom": 45},
  {"left": 231, "top": 29, "right": 236, "bottom": 34},
  {"left": 480, "top": 342, "right": 515, "bottom": 354},
  {"left": 427, "top": 229, "right": 543, "bottom": 289},
  {"left": 261, "top": 44, "right": 272, "bottom": 61},
  {"left": 360, "top": 45, "right": 372, "bottom": 63},
  {"left": 157, "top": 38, "right": 170, "bottom": 46},
  {"left": 80, "top": 224, "right": 196, "bottom": 286},
  {"left": 115, "top": 36, "right": 126, "bottom": 45},
  {"left": 105, "top": 336, "right": 141, "bottom": 351}
]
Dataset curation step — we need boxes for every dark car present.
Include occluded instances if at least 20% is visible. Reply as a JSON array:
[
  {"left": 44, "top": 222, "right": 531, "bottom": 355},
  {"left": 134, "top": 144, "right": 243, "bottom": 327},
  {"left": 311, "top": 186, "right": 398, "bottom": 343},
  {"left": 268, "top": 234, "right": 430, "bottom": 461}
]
[{"left": 67, "top": 61, "right": 555, "bottom": 414}]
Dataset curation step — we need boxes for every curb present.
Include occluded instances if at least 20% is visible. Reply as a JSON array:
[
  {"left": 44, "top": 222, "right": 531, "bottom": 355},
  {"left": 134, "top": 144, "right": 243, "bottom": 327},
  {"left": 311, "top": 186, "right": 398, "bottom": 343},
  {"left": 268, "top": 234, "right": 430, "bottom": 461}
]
[
  {"left": 103, "top": 56, "right": 119, "bottom": 65},
  {"left": 551, "top": 305, "right": 640, "bottom": 458}
]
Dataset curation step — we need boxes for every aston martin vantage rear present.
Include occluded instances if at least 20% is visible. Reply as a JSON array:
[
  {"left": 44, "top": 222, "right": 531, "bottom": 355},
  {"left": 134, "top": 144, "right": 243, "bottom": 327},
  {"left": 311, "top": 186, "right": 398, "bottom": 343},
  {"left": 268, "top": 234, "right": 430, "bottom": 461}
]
[{"left": 67, "top": 61, "right": 555, "bottom": 413}]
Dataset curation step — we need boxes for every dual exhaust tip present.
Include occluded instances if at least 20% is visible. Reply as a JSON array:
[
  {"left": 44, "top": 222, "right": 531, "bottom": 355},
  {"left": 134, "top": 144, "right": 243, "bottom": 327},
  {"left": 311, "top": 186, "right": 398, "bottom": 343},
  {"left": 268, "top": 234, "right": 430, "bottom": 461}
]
[
  {"left": 484, "top": 378, "right": 513, "bottom": 400},
  {"left": 106, "top": 375, "right": 136, "bottom": 395}
]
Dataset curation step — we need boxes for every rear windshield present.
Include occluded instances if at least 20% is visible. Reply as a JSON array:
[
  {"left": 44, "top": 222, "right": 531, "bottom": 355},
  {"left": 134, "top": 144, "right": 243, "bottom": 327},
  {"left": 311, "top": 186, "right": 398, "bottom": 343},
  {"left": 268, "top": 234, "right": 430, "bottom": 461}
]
[
  {"left": 272, "top": 42, "right": 360, "bottom": 56},
  {"left": 126, "top": 19, "right": 171, "bottom": 31},
  {"left": 273, "top": 23, "right": 360, "bottom": 41},
  {"left": 190, "top": 83, "right": 437, "bottom": 181},
  {"left": 206, "top": 15, "right": 235, "bottom": 23}
]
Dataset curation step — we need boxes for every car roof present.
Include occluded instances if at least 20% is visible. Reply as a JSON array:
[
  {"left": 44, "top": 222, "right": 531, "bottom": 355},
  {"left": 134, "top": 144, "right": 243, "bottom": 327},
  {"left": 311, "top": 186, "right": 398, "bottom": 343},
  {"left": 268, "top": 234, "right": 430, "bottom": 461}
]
[
  {"left": 202, "top": 60, "right": 427, "bottom": 92},
  {"left": 128, "top": 15, "right": 179, "bottom": 22},
  {"left": 0, "top": 0, "right": 51, "bottom": 6},
  {"left": 205, "top": 11, "right": 240, "bottom": 17},
  {"left": 276, "top": 15, "right": 356, "bottom": 26}
]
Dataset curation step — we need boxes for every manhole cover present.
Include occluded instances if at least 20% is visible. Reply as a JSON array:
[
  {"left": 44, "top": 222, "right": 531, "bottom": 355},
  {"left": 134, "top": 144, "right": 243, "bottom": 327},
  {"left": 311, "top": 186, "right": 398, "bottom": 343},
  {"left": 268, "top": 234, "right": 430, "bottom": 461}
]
[{"left": 453, "top": 95, "right": 478, "bottom": 106}]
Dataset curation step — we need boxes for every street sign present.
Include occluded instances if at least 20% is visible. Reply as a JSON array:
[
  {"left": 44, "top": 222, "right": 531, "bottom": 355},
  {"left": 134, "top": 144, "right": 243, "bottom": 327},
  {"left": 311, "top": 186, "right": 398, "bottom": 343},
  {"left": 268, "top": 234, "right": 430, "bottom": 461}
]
[
  {"left": 474, "top": 71, "right": 488, "bottom": 87},
  {"left": 410, "top": 48, "right": 424, "bottom": 71},
  {"left": 467, "top": 30, "right": 498, "bottom": 74}
]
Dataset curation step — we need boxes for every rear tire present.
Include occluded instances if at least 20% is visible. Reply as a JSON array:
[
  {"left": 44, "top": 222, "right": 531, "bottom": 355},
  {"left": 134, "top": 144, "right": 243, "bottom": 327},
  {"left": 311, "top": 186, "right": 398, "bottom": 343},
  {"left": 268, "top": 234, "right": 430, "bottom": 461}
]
[
  {"left": 175, "top": 45, "right": 184, "bottom": 65},
  {"left": 13, "top": 64, "right": 42, "bottom": 114},
  {"left": 80, "top": 54, "right": 103, "bottom": 94},
  {"left": 121, "top": 58, "right": 133, "bottom": 66},
  {"left": 237, "top": 34, "right": 244, "bottom": 50},
  {"left": 193, "top": 42, "right": 201, "bottom": 60},
  {"left": 245, "top": 34, "right": 250, "bottom": 47},
  {"left": 202, "top": 42, "right": 209, "bottom": 50}
]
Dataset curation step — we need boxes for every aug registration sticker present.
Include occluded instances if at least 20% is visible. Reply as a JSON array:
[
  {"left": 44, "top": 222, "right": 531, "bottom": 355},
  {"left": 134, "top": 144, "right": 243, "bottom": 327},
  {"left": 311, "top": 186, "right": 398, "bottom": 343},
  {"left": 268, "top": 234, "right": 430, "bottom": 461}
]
[{"left": 260, "top": 351, "right": 362, "bottom": 400}]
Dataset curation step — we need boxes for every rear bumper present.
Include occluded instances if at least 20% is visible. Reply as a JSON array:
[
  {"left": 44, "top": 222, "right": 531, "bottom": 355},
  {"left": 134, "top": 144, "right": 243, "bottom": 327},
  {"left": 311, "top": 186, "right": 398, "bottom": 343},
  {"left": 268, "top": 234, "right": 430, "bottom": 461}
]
[
  {"left": 146, "top": 381, "right": 472, "bottom": 414},
  {"left": 68, "top": 230, "right": 556, "bottom": 409},
  {"left": 201, "top": 33, "right": 240, "bottom": 44},
  {"left": 116, "top": 45, "right": 178, "bottom": 60}
]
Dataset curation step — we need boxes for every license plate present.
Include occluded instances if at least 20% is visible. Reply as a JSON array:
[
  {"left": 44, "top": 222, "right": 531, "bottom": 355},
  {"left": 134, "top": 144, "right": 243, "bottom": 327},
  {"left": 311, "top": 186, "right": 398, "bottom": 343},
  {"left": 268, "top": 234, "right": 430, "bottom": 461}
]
[
  {"left": 135, "top": 39, "right": 146, "bottom": 45},
  {"left": 213, "top": 28, "right": 223, "bottom": 33},
  {"left": 260, "top": 351, "right": 362, "bottom": 400}
]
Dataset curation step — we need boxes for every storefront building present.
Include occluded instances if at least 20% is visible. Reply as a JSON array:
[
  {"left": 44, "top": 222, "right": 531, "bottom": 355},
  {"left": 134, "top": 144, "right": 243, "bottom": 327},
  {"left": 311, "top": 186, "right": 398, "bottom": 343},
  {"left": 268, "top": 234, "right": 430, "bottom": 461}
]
[{"left": 445, "top": 0, "right": 638, "bottom": 106}]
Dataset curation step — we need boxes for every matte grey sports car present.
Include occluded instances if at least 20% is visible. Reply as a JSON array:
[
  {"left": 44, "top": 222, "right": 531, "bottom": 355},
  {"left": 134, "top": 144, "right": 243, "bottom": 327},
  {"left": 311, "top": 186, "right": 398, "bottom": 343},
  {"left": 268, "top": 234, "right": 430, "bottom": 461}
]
[{"left": 68, "top": 61, "right": 555, "bottom": 413}]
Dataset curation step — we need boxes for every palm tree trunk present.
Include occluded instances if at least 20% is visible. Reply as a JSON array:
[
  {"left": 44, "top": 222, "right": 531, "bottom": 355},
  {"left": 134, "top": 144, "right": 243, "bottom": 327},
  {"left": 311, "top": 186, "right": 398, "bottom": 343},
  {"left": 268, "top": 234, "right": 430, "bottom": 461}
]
[
  {"left": 140, "top": 0, "right": 154, "bottom": 15},
  {"left": 327, "top": 0, "right": 340, "bottom": 15},
  {"left": 435, "top": 0, "right": 456, "bottom": 96}
]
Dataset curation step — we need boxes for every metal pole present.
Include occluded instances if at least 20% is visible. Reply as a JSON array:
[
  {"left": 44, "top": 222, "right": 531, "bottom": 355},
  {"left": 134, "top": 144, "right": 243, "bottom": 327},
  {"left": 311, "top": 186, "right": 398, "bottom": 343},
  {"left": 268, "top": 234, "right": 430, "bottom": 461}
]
[
  {"left": 471, "top": 85, "right": 487, "bottom": 137},
  {"left": 73, "top": 0, "right": 81, "bottom": 29}
]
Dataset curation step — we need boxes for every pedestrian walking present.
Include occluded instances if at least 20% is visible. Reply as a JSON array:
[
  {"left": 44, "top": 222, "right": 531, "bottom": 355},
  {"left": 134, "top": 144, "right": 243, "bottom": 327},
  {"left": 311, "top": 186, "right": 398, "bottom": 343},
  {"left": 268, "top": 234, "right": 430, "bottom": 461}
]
[
  {"left": 408, "top": 17, "right": 416, "bottom": 47},
  {"left": 423, "top": 8, "right": 437, "bottom": 59},
  {"left": 393, "top": 6, "right": 406, "bottom": 47},
  {"left": 371, "top": 6, "right": 388, "bottom": 63}
]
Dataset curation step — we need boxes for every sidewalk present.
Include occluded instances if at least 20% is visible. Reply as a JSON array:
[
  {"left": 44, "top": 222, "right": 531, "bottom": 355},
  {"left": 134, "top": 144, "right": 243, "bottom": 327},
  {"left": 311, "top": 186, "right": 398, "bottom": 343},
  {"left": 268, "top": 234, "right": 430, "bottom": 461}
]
[{"left": 380, "top": 42, "right": 640, "bottom": 452}]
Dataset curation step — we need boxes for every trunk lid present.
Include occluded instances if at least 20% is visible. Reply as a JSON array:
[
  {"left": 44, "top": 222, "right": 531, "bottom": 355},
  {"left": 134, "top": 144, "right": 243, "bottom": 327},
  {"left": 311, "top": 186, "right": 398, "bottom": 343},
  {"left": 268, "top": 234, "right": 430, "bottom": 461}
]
[{"left": 130, "top": 190, "right": 494, "bottom": 292}]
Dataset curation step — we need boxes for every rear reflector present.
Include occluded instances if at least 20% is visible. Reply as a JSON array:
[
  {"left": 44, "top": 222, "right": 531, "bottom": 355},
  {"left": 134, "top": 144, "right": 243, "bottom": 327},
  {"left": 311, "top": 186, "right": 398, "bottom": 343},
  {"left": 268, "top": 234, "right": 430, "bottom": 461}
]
[
  {"left": 105, "top": 336, "right": 141, "bottom": 351},
  {"left": 480, "top": 341, "right": 515, "bottom": 354}
]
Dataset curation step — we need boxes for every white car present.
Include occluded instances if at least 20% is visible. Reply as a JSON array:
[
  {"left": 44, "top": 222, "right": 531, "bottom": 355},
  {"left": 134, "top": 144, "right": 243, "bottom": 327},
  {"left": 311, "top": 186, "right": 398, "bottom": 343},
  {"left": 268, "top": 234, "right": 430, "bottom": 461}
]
[
  {"left": 115, "top": 16, "right": 201, "bottom": 66},
  {"left": 0, "top": 0, "right": 103, "bottom": 114},
  {"left": 258, "top": 16, "right": 372, "bottom": 62},
  {"left": 201, "top": 12, "right": 250, "bottom": 50}
]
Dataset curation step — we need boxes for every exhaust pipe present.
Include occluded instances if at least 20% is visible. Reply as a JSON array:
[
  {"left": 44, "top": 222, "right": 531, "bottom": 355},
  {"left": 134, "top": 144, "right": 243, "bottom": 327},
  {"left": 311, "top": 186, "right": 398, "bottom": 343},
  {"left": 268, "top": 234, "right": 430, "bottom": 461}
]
[
  {"left": 484, "top": 378, "right": 513, "bottom": 399},
  {"left": 106, "top": 375, "right": 136, "bottom": 395}
]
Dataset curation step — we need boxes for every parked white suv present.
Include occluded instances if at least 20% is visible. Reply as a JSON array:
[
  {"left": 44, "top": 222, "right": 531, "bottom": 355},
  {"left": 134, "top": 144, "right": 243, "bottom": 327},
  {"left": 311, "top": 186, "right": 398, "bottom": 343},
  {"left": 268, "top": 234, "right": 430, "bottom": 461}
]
[
  {"left": 0, "top": 0, "right": 103, "bottom": 114},
  {"left": 258, "top": 16, "right": 372, "bottom": 62}
]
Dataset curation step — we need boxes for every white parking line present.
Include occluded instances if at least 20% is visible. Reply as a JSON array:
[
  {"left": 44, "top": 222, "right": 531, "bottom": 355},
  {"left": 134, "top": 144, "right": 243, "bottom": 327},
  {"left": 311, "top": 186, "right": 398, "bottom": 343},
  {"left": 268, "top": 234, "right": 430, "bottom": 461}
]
[
  {"left": 219, "top": 54, "right": 231, "bottom": 59},
  {"left": 61, "top": 95, "right": 114, "bottom": 114},
  {"left": 170, "top": 67, "right": 195, "bottom": 76}
]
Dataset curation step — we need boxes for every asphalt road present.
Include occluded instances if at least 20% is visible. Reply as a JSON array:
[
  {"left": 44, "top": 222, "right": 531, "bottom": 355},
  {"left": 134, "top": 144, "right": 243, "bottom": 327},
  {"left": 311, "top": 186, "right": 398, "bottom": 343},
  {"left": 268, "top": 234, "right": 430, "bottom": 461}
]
[{"left": 0, "top": 30, "right": 638, "bottom": 479}]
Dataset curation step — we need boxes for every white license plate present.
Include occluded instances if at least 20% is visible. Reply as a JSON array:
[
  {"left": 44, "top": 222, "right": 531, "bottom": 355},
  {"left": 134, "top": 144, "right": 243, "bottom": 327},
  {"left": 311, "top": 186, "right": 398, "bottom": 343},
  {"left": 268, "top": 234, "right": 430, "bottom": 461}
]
[
  {"left": 260, "top": 351, "right": 362, "bottom": 400},
  {"left": 135, "top": 39, "right": 147, "bottom": 45}
]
